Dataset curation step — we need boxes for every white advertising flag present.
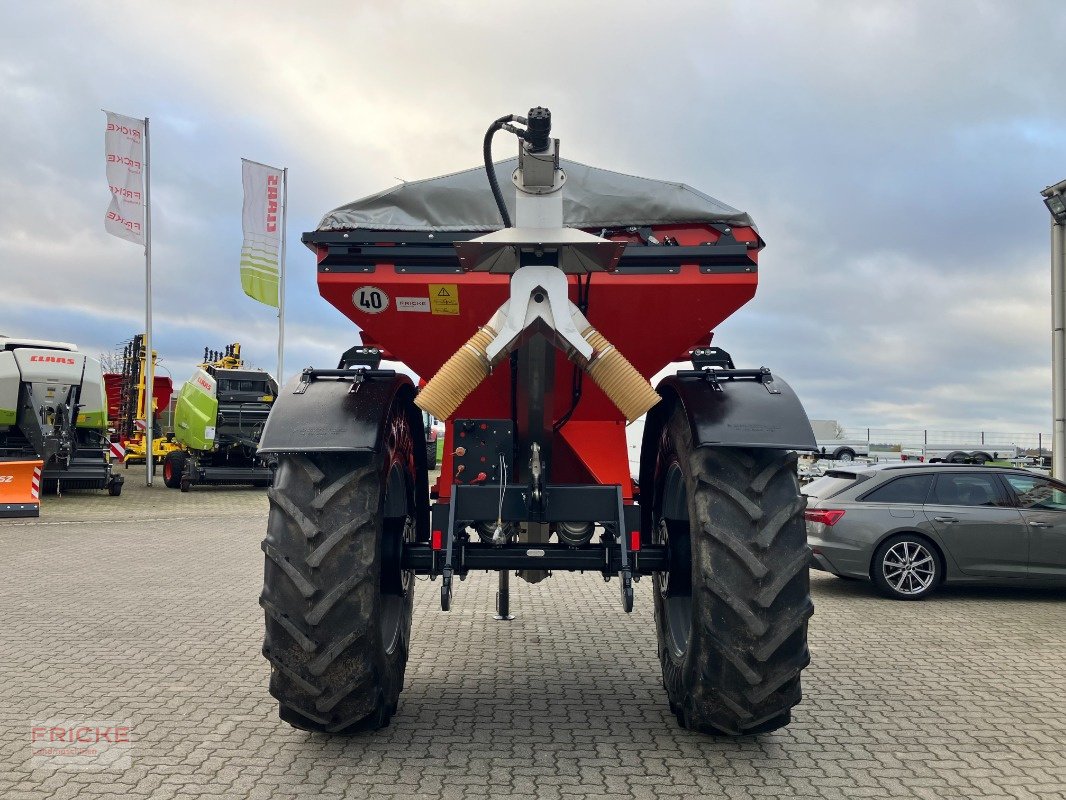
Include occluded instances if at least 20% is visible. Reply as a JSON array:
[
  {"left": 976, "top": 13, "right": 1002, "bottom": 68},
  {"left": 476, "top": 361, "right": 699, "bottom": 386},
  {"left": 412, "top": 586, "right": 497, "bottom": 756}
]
[
  {"left": 103, "top": 111, "right": 145, "bottom": 245},
  {"left": 240, "top": 159, "right": 284, "bottom": 308}
]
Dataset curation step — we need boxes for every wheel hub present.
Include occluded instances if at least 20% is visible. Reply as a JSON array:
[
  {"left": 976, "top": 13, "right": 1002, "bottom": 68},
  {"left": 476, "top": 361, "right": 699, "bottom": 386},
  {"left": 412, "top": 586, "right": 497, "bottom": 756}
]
[
  {"left": 656, "top": 519, "right": 671, "bottom": 596},
  {"left": 379, "top": 406, "right": 418, "bottom": 655},
  {"left": 655, "top": 461, "right": 693, "bottom": 657},
  {"left": 883, "top": 541, "right": 935, "bottom": 595}
]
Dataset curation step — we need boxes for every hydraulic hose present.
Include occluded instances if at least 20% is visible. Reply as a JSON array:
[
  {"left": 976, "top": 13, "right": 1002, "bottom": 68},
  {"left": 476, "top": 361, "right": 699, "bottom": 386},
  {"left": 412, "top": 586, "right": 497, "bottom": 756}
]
[
  {"left": 483, "top": 116, "right": 517, "bottom": 228},
  {"left": 553, "top": 273, "right": 591, "bottom": 432}
]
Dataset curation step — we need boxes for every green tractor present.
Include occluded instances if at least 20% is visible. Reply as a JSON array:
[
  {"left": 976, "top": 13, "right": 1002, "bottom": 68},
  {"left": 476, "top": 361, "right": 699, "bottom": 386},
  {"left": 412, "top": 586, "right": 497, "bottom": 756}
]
[{"left": 162, "top": 344, "right": 277, "bottom": 491}]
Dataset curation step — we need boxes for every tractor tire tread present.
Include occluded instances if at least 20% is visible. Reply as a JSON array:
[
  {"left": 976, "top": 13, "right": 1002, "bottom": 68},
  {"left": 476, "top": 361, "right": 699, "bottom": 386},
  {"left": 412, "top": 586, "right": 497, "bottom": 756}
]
[
  {"left": 655, "top": 408, "right": 812, "bottom": 737},
  {"left": 261, "top": 451, "right": 412, "bottom": 734}
]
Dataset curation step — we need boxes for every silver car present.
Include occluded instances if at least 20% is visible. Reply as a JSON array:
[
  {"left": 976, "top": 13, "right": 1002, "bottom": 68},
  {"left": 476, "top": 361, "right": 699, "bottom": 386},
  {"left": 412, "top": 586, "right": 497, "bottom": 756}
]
[{"left": 804, "top": 463, "right": 1066, "bottom": 599}]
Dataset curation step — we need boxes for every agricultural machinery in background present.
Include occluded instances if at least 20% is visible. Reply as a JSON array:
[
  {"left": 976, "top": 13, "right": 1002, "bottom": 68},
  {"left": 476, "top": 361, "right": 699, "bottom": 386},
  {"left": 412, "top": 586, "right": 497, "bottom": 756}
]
[
  {"left": 103, "top": 333, "right": 177, "bottom": 468},
  {"left": 163, "top": 344, "right": 277, "bottom": 491},
  {"left": 0, "top": 335, "right": 122, "bottom": 496},
  {"left": 259, "top": 109, "right": 816, "bottom": 736}
]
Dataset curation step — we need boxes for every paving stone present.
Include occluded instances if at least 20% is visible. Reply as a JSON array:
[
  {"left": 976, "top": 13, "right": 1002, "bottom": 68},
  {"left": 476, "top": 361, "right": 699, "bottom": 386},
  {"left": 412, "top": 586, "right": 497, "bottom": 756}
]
[{"left": 1, "top": 478, "right": 1065, "bottom": 798}]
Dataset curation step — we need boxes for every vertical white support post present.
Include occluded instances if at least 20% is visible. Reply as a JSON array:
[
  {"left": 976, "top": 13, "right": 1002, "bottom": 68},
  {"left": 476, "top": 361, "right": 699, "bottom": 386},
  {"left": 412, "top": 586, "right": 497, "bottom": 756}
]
[
  {"left": 277, "top": 167, "right": 288, "bottom": 386},
  {"left": 143, "top": 116, "right": 154, "bottom": 487},
  {"left": 1052, "top": 219, "right": 1065, "bottom": 479}
]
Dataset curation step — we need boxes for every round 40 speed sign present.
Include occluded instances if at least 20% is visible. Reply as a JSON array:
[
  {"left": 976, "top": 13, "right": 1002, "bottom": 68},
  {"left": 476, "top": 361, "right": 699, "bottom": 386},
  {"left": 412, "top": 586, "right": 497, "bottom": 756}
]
[{"left": 353, "top": 286, "right": 389, "bottom": 314}]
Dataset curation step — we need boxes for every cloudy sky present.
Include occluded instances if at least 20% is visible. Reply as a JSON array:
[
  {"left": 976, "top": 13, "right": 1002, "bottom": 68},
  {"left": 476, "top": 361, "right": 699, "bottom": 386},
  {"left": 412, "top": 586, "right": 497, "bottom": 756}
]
[{"left": 2, "top": 1, "right": 1064, "bottom": 434}]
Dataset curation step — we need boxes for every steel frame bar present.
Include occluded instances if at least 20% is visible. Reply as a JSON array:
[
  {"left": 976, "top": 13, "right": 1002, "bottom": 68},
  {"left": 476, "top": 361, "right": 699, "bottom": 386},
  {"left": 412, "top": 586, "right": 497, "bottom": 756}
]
[{"left": 404, "top": 541, "right": 667, "bottom": 575}]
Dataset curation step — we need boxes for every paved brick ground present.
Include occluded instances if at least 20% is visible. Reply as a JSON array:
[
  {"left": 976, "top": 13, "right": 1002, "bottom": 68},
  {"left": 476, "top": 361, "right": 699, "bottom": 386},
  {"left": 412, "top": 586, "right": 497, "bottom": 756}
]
[{"left": 1, "top": 479, "right": 1065, "bottom": 799}]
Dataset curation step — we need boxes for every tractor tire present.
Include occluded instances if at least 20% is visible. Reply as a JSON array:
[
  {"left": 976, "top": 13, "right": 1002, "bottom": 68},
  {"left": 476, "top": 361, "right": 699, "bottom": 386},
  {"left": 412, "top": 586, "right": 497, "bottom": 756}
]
[
  {"left": 426, "top": 441, "right": 438, "bottom": 470},
  {"left": 261, "top": 399, "right": 419, "bottom": 734},
  {"left": 162, "top": 451, "right": 187, "bottom": 489},
  {"left": 650, "top": 405, "right": 813, "bottom": 736}
]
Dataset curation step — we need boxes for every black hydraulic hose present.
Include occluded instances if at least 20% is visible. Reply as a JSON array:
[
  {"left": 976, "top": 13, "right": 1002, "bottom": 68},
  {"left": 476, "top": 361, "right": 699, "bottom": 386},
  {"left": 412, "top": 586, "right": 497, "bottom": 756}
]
[
  {"left": 509, "top": 350, "right": 519, "bottom": 460},
  {"left": 484, "top": 115, "right": 517, "bottom": 228},
  {"left": 553, "top": 273, "right": 593, "bottom": 433}
]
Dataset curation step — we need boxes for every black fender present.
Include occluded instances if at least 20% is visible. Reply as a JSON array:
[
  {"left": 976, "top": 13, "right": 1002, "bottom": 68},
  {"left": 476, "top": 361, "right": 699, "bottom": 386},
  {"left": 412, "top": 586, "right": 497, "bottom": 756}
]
[
  {"left": 639, "top": 370, "right": 816, "bottom": 500},
  {"left": 258, "top": 369, "right": 430, "bottom": 543},
  {"left": 258, "top": 371, "right": 419, "bottom": 456}
]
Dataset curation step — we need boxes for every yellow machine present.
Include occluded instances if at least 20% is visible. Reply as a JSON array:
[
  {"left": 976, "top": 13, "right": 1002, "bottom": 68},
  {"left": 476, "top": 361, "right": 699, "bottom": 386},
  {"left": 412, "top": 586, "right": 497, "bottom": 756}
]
[
  {"left": 117, "top": 334, "right": 181, "bottom": 467},
  {"left": 203, "top": 343, "right": 244, "bottom": 371}
]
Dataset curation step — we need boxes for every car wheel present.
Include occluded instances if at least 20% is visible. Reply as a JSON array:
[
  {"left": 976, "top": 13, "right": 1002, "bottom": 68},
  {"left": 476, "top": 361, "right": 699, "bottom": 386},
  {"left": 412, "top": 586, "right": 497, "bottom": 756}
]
[
  {"left": 871, "top": 535, "right": 941, "bottom": 600},
  {"left": 835, "top": 448, "right": 855, "bottom": 463}
]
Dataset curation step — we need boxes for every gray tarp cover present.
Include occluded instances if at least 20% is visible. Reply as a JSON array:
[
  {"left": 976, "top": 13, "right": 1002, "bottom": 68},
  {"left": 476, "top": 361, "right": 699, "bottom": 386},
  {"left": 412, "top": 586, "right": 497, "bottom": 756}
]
[{"left": 316, "top": 158, "right": 756, "bottom": 232}]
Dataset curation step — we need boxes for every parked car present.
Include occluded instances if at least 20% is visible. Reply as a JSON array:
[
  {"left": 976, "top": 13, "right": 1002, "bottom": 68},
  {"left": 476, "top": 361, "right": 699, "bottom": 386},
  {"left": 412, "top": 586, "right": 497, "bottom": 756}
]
[{"left": 803, "top": 462, "right": 1066, "bottom": 600}]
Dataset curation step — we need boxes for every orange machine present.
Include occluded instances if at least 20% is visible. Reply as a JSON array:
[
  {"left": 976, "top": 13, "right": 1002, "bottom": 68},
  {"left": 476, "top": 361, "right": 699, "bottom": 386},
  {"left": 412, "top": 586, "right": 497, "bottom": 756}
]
[{"left": 0, "top": 458, "right": 43, "bottom": 518}]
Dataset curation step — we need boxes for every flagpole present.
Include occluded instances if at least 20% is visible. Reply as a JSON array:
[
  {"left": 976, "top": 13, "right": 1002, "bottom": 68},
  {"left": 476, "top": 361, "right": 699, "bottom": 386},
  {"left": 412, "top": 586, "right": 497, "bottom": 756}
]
[
  {"left": 143, "top": 116, "right": 154, "bottom": 486},
  {"left": 277, "top": 167, "right": 287, "bottom": 385}
]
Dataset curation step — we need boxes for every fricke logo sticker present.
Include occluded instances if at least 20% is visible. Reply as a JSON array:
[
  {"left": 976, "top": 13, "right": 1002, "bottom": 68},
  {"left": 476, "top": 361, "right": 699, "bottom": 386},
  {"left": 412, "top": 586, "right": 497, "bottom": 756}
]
[{"left": 396, "top": 297, "right": 430, "bottom": 312}]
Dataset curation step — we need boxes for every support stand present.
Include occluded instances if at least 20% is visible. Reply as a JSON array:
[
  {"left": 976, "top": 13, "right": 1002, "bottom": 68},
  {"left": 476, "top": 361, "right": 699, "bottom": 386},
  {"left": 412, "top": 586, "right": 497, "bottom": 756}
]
[
  {"left": 441, "top": 485, "right": 458, "bottom": 611},
  {"left": 616, "top": 485, "right": 634, "bottom": 613},
  {"left": 494, "top": 569, "right": 514, "bottom": 620}
]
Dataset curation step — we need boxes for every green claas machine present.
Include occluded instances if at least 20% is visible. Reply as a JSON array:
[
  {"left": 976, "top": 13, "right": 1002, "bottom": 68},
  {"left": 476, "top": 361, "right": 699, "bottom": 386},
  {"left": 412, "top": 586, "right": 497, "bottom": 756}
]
[
  {"left": 0, "top": 335, "right": 122, "bottom": 495},
  {"left": 162, "top": 344, "right": 277, "bottom": 491}
]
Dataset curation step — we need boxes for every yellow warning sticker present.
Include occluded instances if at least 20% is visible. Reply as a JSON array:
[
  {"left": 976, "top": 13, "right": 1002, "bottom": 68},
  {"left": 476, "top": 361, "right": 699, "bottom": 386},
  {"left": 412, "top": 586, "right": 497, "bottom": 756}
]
[{"left": 428, "top": 283, "right": 460, "bottom": 316}]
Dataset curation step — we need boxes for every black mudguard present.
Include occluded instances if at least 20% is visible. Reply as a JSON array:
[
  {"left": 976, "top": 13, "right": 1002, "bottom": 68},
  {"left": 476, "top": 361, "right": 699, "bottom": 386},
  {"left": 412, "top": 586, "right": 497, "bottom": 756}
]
[
  {"left": 258, "top": 372, "right": 417, "bottom": 455},
  {"left": 639, "top": 370, "right": 816, "bottom": 493}
]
